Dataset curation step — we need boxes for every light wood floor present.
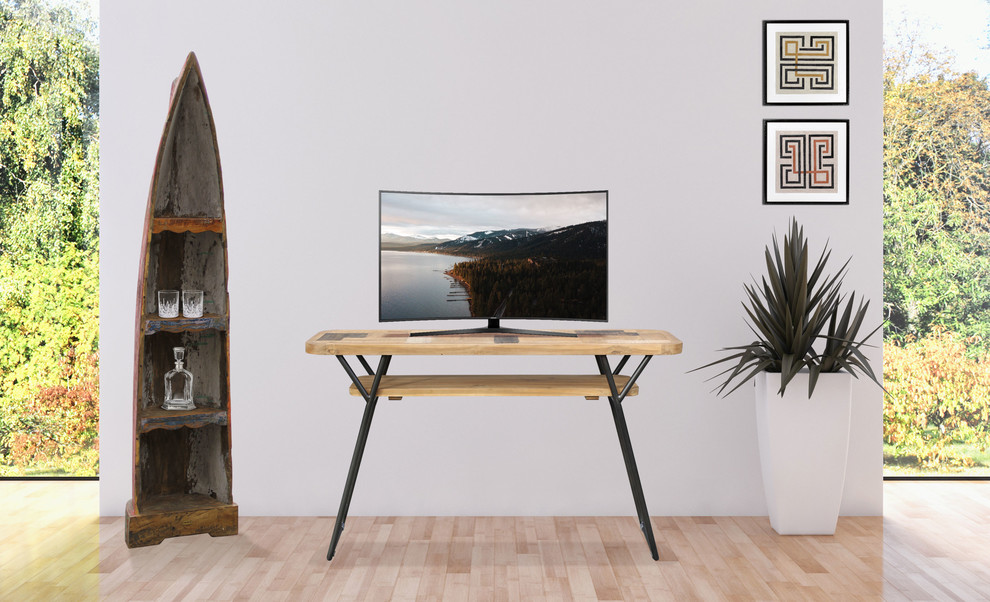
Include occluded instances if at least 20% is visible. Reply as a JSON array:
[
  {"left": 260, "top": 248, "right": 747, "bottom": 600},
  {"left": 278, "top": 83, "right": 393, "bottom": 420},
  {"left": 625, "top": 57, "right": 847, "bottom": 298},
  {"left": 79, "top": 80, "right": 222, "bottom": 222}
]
[{"left": 1, "top": 481, "right": 988, "bottom": 600}]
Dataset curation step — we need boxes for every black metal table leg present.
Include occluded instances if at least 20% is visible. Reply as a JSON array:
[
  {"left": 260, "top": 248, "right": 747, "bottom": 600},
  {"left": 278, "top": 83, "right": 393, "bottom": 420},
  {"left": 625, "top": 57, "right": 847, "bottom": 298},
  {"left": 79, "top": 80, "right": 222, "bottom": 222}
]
[
  {"left": 596, "top": 355, "right": 660, "bottom": 561},
  {"left": 327, "top": 355, "right": 391, "bottom": 562}
]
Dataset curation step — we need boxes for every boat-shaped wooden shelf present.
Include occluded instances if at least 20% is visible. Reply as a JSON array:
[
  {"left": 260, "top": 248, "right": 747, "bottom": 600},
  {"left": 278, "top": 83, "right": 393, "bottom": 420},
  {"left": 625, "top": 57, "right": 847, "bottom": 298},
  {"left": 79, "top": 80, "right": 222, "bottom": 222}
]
[
  {"left": 125, "top": 51, "right": 237, "bottom": 549},
  {"left": 137, "top": 406, "right": 229, "bottom": 433},
  {"left": 151, "top": 216, "right": 225, "bottom": 234},
  {"left": 142, "top": 313, "right": 228, "bottom": 335}
]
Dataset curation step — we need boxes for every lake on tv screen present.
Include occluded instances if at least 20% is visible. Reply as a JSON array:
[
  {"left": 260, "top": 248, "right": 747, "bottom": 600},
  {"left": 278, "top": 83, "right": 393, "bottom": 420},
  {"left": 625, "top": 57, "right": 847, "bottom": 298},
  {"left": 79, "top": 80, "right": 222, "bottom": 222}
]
[{"left": 380, "top": 250, "right": 475, "bottom": 320}]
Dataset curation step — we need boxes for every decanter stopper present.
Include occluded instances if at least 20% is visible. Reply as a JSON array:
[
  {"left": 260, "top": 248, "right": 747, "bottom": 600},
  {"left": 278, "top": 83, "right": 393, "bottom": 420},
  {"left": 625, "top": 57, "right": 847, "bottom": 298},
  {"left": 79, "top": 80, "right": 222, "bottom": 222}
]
[{"left": 162, "top": 346, "right": 195, "bottom": 410}]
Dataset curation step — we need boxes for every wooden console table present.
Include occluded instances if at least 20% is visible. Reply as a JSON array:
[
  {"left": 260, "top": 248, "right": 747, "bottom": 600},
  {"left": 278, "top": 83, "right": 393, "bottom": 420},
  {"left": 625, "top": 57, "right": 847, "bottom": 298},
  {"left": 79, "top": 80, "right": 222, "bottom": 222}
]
[{"left": 304, "top": 328, "right": 683, "bottom": 562}]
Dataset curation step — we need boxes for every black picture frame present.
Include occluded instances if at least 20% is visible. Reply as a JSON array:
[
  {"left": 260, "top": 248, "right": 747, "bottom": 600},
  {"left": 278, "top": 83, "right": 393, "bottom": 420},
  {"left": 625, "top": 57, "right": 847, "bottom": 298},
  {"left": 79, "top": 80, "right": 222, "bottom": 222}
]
[
  {"left": 763, "top": 119, "right": 849, "bottom": 205},
  {"left": 763, "top": 20, "right": 849, "bottom": 105}
]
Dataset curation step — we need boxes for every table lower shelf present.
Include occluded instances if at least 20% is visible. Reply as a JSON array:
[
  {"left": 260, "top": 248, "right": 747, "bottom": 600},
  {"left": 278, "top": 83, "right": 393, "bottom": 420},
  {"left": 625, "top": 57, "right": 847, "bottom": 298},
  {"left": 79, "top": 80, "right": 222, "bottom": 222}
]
[{"left": 349, "top": 374, "right": 638, "bottom": 399}]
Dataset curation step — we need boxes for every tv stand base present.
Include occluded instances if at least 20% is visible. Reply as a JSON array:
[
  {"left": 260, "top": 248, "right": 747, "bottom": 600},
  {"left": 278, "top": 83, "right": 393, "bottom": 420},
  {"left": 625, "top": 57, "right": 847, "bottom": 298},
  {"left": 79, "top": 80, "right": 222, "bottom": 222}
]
[{"left": 410, "top": 318, "right": 579, "bottom": 337}]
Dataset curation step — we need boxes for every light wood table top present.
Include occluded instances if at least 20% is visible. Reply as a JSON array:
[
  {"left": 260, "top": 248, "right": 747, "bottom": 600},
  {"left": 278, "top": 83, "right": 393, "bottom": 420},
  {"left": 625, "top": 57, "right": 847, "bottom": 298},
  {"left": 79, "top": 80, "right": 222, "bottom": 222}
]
[{"left": 305, "top": 329, "right": 682, "bottom": 356}]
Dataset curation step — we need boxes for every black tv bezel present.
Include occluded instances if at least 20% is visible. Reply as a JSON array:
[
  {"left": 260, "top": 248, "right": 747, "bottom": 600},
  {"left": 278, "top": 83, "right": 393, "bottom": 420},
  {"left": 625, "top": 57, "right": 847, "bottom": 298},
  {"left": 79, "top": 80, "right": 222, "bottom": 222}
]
[{"left": 378, "top": 189, "right": 609, "bottom": 326}]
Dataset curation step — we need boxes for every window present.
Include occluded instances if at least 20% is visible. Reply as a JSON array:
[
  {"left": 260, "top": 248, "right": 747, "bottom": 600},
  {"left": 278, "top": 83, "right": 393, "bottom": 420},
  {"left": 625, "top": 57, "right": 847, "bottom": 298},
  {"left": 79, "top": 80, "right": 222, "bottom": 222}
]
[
  {"left": 0, "top": 0, "right": 99, "bottom": 477},
  {"left": 884, "top": 0, "right": 990, "bottom": 476}
]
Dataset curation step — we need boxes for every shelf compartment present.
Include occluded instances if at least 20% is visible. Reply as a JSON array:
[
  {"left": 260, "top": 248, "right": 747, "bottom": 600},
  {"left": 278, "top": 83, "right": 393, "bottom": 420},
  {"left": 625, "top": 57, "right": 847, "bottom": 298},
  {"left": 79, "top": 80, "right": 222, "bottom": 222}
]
[
  {"left": 348, "top": 374, "right": 639, "bottom": 398},
  {"left": 125, "top": 494, "right": 237, "bottom": 548},
  {"left": 142, "top": 313, "right": 228, "bottom": 335},
  {"left": 140, "top": 330, "right": 228, "bottom": 412},
  {"left": 137, "top": 425, "right": 231, "bottom": 503},
  {"left": 138, "top": 407, "right": 228, "bottom": 433},
  {"left": 151, "top": 63, "right": 222, "bottom": 220},
  {"left": 144, "top": 230, "right": 227, "bottom": 316}
]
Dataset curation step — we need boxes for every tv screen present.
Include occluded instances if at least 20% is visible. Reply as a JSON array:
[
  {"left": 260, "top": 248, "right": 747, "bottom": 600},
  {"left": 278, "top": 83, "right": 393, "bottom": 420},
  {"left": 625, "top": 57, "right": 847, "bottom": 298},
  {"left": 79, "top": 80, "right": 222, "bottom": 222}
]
[{"left": 380, "top": 190, "right": 607, "bottom": 325}]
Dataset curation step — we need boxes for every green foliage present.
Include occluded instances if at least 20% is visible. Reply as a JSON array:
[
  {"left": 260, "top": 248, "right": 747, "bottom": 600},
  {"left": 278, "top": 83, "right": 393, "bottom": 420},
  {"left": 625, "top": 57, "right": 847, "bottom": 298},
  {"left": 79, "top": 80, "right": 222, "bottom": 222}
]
[
  {"left": 695, "top": 219, "right": 880, "bottom": 398},
  {"left": 883, "top": 32, "right": 990, "bottom": 346},
  {"left": 0, "top": 0, "right": 99, "bottom": 259},
  {"left": 882, "top": 29, "right": 990, "bottom": 472},
  {"left": 884, "top": 329, "right": 990, "bottom": 471},
  {"left": 0, "top": 244, "right": 99, "bottom": 475},
  {"left": 0, "top": 0, "right": 99, "bottom": 475}
]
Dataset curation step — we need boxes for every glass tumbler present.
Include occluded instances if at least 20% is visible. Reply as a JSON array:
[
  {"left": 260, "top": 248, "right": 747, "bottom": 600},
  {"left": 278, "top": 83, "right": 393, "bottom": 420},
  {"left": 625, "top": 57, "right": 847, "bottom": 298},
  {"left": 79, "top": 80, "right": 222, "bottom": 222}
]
[
  {"left": 182, "top": 290, "right": 204, "bottom": 318},
  {"left": 158, "top": 290, "right": 180, "bottom": 318}
]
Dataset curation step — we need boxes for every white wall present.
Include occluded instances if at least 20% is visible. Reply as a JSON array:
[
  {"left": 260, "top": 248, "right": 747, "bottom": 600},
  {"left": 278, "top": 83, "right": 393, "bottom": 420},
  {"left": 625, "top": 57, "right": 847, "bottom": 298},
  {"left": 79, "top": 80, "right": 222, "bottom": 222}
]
[{"left": 100, "top": 0, "right": 883, "bottom": 516}]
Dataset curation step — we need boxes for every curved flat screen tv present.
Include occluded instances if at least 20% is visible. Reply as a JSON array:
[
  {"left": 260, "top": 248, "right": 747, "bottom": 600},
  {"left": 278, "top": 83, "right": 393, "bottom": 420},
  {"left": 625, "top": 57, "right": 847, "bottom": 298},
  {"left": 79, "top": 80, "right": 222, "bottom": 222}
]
[{"left": 380, "top": 190, "right": 607, "bottom": 334}]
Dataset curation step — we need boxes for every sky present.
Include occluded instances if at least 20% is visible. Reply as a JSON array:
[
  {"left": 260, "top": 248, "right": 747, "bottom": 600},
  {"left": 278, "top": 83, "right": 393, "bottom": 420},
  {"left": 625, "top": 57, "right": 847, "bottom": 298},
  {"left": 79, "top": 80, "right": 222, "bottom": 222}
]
[
  {"left": 380, "top": 191, "right": 608, "bottom": 240},
  {"left": 885, "top": 0, "right": 990, "bottom": 77},
  {"left": 72, "top": 0, "right": 97, "bottom": 23},
  {"left": 45, "top": 0, "right": 97, "bottom": 22}
]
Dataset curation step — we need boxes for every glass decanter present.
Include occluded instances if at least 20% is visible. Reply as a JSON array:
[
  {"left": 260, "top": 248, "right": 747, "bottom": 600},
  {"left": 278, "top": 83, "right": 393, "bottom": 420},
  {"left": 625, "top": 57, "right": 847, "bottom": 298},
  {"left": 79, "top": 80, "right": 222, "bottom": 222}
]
[{"left": 162, "top": 346, "right": 195, "bottom": 410}]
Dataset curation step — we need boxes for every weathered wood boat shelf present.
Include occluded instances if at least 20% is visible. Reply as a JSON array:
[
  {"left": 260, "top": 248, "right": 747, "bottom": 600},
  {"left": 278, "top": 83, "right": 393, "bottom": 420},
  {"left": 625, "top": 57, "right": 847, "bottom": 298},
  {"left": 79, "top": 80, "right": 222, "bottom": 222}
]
[
  {"left": 142, "top": 313, "right": 228, "bottom": 334},
  {"left": 151, "top": 217, "right": 225, "bottom": 233},
  {"left": 126, "top": 52, "right": 236, "bottom": 549},
  {"left": 137, "top": 407, "right": 229, "bottom": 433},
  {"left": 125, "top": 494, "right": 237, "bottom": 549}
]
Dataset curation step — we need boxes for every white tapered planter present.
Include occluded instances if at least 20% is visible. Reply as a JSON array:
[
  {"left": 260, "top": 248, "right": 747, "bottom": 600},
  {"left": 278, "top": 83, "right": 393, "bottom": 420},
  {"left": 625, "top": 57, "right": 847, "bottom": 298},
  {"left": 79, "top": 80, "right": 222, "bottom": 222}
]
[{"left": 755, "top": 371, "right": 851, "bottom": 535}]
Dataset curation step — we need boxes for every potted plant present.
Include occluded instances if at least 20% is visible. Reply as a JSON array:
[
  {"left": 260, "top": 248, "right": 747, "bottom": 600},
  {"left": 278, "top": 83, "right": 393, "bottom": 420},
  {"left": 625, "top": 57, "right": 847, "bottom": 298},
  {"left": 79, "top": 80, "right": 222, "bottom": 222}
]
[{"left": 694, "top": 218, "right": 881, "bottom": 535}]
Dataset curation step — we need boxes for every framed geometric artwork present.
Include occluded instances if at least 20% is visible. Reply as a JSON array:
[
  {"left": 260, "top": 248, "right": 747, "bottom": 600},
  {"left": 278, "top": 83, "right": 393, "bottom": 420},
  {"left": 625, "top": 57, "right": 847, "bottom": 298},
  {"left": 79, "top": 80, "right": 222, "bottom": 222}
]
[
  {"left": 764, "top": 20, "right": 848, "bottom": 105},
  {"left": 764, "top": 119, "right": 848, "bottom": 204}
]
